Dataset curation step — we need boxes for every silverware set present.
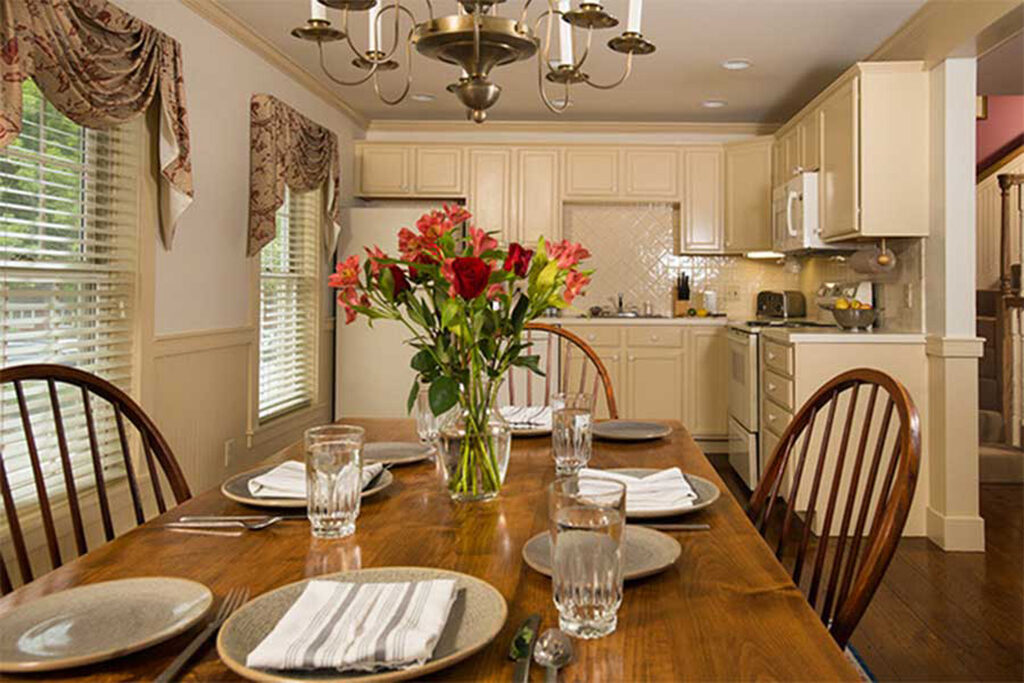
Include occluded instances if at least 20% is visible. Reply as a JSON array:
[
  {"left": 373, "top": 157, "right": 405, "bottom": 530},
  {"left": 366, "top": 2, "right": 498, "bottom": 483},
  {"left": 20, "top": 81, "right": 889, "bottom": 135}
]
[
  {"left": 166, "top": 514, "right": 307, "bottom": 531},
  {"left": 509, "top": 614, "right": 575, "bottom": 683},
  {"left": 155, "top": 586, "right": 249, "bottom": 683}
]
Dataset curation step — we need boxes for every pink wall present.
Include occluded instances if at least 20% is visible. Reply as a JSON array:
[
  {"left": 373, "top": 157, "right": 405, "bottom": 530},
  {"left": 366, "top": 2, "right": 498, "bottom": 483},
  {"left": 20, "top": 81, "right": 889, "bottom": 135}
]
[{"left": 977, "top": 96, "right": 1024, "bottom": 169}]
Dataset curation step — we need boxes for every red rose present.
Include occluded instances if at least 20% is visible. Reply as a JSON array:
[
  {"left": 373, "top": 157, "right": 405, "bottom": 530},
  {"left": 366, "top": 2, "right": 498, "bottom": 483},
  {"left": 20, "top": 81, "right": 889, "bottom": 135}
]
[
  {"left": 387, "top": 265, "right": 411, "bottom": 297},
  {"left": 449, "top": 257, "right": 491, "bottom": 300},
  {"left": 503, "top": 242, "right": 534, "bottom": 277}
]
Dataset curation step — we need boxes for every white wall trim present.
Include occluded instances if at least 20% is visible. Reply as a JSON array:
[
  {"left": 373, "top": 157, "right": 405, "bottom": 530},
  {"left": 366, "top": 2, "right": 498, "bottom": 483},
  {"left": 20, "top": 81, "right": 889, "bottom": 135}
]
[
  {"left": 153, "top": 326, "right": 255, "bottom": 358},
  {"left": 177, "top": 0, "right": 368, "bottom": 129},
  {"left": 925, "top": 335, "right": 985, "bottom": 358},
  {"left": 926, "top": 506, "right": 986, "bottom": 552}
]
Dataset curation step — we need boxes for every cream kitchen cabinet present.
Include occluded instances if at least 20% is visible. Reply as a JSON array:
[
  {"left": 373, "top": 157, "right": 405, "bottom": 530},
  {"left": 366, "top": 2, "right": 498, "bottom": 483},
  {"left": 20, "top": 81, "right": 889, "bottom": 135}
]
[
  {"left": 773, "top": 128, "right": 799, "bottom": 188},
  {"left": 515, "top": 148, "right": 561, "bottom": 244},
  {"left": 626, "top": 348, "right": 686, "bottom": 420},
  {"left": 564, "top": 148, "right": 619, "bottom": 197},
  {"left": 685, "top": 327, "right": 729, "bottom": 437},
  {"left": 724, "top": 138, "right": 773, "bottom": 252},
  {"left": 797, "top": 110, "right": 821, "bottom": 172},
  {"left": 679, "top": 148, "right": 724, "bottom": 253},
  {"left": 467, "top": 148, "right": 513, "bottom": 237},
  {"left": 623, "top": 149, "right": 680, "bottom": 199},
  {"left": 357, "top": 144, "right": 463, "bottom": 197}
]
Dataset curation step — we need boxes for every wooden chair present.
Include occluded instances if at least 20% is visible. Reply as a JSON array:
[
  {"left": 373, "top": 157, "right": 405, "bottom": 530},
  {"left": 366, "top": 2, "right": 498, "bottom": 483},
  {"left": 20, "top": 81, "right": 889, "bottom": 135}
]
[
  {"left": 0, "top": 364, "right": 190, "bottom": 594},
  {"left": 502, "top": 322, "right": 619, "bottom": 419},
  {"left": 748, "top": 368, "right": 920, "bottom": 648}
]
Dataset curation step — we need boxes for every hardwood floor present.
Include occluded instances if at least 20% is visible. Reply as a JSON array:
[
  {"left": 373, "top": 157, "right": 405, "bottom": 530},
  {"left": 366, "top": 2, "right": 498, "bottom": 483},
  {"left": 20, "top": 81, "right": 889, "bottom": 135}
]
[{"left": 708, "top": 454, "right": 1024, "bottom": 682}]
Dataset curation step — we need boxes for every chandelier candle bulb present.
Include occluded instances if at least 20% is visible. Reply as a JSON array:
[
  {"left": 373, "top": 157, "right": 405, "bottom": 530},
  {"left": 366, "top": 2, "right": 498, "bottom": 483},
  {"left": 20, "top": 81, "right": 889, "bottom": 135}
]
[
  {"left": 310, "top": 0, "right": 326, "bottom": 21},
  {"left": 627, "top": 0, "right": 643, "bottom": 33},
  {"left": 557, "top": 0, "right": 573, "bottom": 66},
  {"left": 367, "top": 1, "right": 380, "bottom": 52}
]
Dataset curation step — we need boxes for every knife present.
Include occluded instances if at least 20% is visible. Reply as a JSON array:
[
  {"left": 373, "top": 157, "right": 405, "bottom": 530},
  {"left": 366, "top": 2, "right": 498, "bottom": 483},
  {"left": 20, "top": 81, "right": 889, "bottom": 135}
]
[{"left": 508, "top": 614, "right": 541, "bottom": 683}]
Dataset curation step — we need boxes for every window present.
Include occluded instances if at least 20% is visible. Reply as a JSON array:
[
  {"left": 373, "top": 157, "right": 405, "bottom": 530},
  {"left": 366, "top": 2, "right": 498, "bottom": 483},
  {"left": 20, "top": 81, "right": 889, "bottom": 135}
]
[
  {"left": 0, "top": 80, "right": 139, "bottom": 503},
  {"left": 258, "top": 187, "right": 321, "bottom": 422}
]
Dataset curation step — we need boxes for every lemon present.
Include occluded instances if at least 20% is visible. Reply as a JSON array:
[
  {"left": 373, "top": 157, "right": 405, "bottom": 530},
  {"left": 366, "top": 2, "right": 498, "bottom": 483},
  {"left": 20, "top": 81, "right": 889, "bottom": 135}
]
[
  {"left": 851, "top": 300, "right": 862, "bottom": 310},
  {"left": 697, "top": 308, "right": 709, "bottom": 317},
  {"left": 834, "top": 298, "right": 850, "bottom": 310}
]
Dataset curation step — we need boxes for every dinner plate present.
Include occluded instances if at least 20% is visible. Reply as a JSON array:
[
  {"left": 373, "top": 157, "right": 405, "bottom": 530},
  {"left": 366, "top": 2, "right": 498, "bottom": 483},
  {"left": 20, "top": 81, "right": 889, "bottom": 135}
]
[
  {"left": 522, "top": 526, "right": 681, "bottom": 581},
  {"left": 364, "top": 442, "right": 432, "bottom": 466},
  {"left": 0, "top": 577, "right": 213, "bottom": 673},
  {"left": 510, "top": 426, "right": 551, "bottom": 438},
  {"left": 592, "top": 420, "right": 673, "bottom": 442},
  {"left": 608, "top": 468, "right": 721, "bottom": 518},
  {"left": 221, "top": 465, "right": 394, "bottom": 509},
  {"left": 217, "top": 567, "right": 507, "bottom": 682}
]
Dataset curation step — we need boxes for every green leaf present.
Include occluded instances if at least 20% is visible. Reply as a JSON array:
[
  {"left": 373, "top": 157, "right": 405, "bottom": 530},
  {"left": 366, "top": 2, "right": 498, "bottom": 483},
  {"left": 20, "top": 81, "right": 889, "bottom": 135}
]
[
  {"left": 429, "top": 376, "right": 459, "bottom": 416},
  {"left": 440, "top": 298, "right": 460, "bottom": 328},
  {"left": 510, "top": 294, "right": 529, "bottom": 330},
  {"left": 406, "top": 379, "right": 420, "bottom": 414},
  {"left": 512, "top": 354, "right": 544, "bottom": 376},
  {"left": 379, "top": 267, "right": 395, "bottom": 300},
  {"left": 410, "top": 348, "right": 435, "bottom": 373}
]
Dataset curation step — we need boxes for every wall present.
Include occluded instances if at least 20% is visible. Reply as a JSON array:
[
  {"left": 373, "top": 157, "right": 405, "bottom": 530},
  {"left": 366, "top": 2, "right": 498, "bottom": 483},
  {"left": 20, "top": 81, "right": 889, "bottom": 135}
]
[
  {"left": 976, "top": 95, "right": 1024, "bottom": 171},
  {"left": 116, "top": 1, "right": 365, "bottom": 491}
]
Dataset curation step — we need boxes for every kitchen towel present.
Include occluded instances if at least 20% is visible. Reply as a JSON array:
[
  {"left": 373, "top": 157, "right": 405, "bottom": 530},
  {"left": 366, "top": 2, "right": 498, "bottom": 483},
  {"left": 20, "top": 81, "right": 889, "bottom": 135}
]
[
  {"left": 248, "top": 461, "right": 383, "bottom": 498},
  {"left": 245, "top": 579, "right": 458, "bottom": 672},
  {"left": 579, "top": 467, "right": 698, "bottom": 513}
]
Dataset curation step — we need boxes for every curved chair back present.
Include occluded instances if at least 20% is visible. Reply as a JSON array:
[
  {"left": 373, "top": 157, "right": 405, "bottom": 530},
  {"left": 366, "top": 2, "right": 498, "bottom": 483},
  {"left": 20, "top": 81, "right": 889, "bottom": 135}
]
[
  {"left": 0, "top": 364, "right": 190, "bottom": 594},
  {"left": 502, "top": 323, "right": 619, "bottom": 419},
  {"left": 747, "top": 368, "right": 920, "bottom": 648}
]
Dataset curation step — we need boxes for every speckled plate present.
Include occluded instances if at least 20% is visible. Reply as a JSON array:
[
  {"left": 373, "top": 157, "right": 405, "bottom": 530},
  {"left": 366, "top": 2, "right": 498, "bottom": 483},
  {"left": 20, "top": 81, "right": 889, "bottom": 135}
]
[
  {"left": 217, "top": 567, "right": 507, "bottom": 682},
  {"left": 363, "top": 442, "right": 432, "bottom": 466},
  {"left": 522, "top": 526, "right": 681, "bottom": 581},
  {"left": 0, "top": 577, "right": 213, "bottom": 672},
  {"left": 220, "top": 465, "right": 394, "bottom": 509},
  {"left": 592, "top": 420, "right": 673, "bottom": 442},
  {"left": 609, "top": 468, "right": 721, "bottom": 518}
]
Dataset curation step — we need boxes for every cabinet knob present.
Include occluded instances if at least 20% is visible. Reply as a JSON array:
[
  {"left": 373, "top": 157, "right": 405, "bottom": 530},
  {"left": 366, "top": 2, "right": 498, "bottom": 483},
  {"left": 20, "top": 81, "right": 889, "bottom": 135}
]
[
  {"left": 768, "top": 414, "right": 776, "bottom": 422},
  {"left": 610, "top": 354, "right": 620, "bottom": 361},
  {"left": 768, "top": 382, "right": 777, "bottom": 392},
  {"left": 651, "top": 334, "right": 659, "bottom": 341},
  {"left": 767, "top": 351, "right": 776, "bottom": 361},
  {"left": 629, "top": 355, "right": 637, "bottom": 362}
]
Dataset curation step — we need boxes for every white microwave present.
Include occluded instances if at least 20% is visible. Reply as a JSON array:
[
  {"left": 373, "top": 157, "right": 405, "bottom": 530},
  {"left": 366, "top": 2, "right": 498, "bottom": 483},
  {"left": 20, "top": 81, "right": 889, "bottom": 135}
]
[{"left": 772, "top": 172, "right": 838, "bottom": 253}]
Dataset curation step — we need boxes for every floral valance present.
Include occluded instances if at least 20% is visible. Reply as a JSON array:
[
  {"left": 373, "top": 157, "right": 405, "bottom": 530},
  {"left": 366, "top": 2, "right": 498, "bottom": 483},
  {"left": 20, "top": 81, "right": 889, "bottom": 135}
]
[
  {"left": 0, "top": 0, "right": 194, "bottom": 249},
  {"left": 247, "top": 93, "right": 341, "bottom": 258}
]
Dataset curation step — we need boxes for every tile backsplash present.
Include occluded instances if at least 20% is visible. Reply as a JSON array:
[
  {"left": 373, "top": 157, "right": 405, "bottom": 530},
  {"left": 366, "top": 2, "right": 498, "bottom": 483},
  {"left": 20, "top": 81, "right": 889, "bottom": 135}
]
[
  {"left": 563, "top": 203, "right": 800, "bottom": 318},
  {"left": 563, "top": 203, "right": 925, "bottom": 330}
]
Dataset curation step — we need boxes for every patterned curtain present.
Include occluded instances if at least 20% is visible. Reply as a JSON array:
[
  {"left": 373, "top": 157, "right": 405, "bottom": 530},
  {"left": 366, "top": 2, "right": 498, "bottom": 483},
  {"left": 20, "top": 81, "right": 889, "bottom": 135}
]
[
  {"left": 247, "top": 93, "right": 341, "bottom": 258},
  {"left": 0, "top": 0, "right": 194, "bottom": 249}
]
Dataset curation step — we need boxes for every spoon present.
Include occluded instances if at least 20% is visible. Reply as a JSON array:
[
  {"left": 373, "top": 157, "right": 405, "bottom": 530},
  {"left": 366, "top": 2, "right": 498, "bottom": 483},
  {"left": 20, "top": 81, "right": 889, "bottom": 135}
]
[{"left": 533, "top": 628, "right": 573, "bottom": 683}]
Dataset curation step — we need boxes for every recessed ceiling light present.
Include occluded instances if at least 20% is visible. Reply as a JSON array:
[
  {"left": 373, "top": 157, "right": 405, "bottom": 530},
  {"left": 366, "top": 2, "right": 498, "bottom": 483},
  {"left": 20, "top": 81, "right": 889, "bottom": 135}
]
[
  {"left": 410, "top": 93, "right": 436, "bottom": 102},
  {"left": 702, "top": 99, "right": 727, "bottom": 109},
  {"left": 721, "top": 58, "right": 752, "bottom": 71}
]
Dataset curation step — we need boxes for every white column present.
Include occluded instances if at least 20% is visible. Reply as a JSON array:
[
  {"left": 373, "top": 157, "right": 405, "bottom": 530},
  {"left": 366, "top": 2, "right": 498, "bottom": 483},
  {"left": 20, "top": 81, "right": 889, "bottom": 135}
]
[{"left": 925, "top": 57, "right": 986, "bottom": 551}]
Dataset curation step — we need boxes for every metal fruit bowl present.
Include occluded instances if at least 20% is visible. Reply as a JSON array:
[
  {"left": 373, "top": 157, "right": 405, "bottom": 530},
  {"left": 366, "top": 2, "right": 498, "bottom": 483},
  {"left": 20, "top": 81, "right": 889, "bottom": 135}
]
[{"left": 832, "top": 307, "right": 877, "bottom": 330}]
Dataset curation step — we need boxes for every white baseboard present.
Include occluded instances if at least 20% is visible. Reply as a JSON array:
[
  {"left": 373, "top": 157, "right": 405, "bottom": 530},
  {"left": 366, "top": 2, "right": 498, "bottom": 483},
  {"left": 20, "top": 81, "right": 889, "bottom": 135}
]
[{"left": 926, "top": 506, "right": 986, "bottom": 551}]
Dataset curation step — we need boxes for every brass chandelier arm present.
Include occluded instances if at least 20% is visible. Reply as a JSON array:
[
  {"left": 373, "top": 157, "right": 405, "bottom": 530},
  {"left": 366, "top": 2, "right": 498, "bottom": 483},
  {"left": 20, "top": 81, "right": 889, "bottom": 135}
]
[
  {"left": 584, "top": 49, "right": 634, "bottom": 90},
  {"left": 372, "top": 24, "right": 416, "bottom": 105},
  {"left": 317, "top": 42, "right": 379, "bottom": 86},
  {"left": 536, "top": 20, "right": 571, "bottom": 115}
]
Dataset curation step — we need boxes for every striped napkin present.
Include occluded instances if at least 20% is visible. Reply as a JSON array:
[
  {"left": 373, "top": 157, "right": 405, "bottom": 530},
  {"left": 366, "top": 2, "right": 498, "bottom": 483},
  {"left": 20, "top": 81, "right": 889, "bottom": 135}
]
[
  {"left": 245, "top": 579, "right": 458, "bottom": 672},
  {"left": 247, "top": 461, "right": 383, "bottom": 499},
  {"left": 579, "top": 467, "right": 698, "bottom": 513},
  {"left": 500, "top": 405, "right": 552, "bottom": 429}
]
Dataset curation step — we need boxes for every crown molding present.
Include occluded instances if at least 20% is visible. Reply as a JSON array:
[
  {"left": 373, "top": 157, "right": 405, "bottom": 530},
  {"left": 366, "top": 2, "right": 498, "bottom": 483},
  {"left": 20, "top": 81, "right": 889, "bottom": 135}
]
[
  {"left": 177, "top": 0, "right": 369, "bottom": 129},
  {"left": 366, "top": 119, "right": 778, "bottom": 137}
]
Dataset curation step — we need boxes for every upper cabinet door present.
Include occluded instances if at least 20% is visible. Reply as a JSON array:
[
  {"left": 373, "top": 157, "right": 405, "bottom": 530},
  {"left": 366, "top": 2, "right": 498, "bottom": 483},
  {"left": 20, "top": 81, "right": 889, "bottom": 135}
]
[
  {"left": 564, "top": 148, "right": 619, "bottom": 197},
  {"left": 414, "top": 147, "right": 464, "bottom": 196},
  {"left": 798, "top": 111, "right": 821, "bottom": 172},
  {"left": 467, "top": 148, "right": 513, "bottom": 239},
  {"left": 623, "top": 149, "right": 679, "bottom": 198},
  {"left": 724, "top": 139, "right": 773, "bottom": 252},
  {"left": 516, "top": 148, "right": 561, "bottom": 245},
  {"left": 358, "top": 146, "right": 411, "bottom": 196},
  {"left": 680, "top": 148, "right": 724, "bottom": 253},
  {"left": 820, "top": 77, "right": 859, "bottom": 240}
]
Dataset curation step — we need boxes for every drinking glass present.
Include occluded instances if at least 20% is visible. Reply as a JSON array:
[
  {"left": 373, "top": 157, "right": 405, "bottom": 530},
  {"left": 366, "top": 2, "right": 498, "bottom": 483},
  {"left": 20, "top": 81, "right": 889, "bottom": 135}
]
[
  {"left": 548, "top": 476, "right": 626, "bottom": 639},
  {"left": 304, "top": 424, "right": 365, "bottom": 539},
  {"left": 414, "top": 380, "right": 442, "bottom": 451},
  {"left": 551, "top": 392, "right": 594, "bottom": 475}
]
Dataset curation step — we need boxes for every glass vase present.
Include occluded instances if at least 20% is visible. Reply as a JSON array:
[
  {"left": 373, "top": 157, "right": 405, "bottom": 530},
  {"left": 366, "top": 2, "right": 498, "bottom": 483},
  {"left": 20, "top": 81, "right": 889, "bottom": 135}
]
[{"left": 438, "top": 402, "right": 511, "bottom": 502}]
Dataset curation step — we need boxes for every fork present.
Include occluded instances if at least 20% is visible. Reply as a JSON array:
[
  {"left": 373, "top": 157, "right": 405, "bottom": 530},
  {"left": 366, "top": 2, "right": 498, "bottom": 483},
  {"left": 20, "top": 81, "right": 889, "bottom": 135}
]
[
  {"left": 166, "top": 516, "right": 301, "bottom": 531},
  {"left": 154, "top": 586, "right": 250, "bottom": 683}
]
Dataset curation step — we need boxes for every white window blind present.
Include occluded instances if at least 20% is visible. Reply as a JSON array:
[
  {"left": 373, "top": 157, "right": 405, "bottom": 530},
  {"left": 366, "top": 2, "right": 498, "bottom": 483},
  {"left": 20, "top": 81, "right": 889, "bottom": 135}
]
[
  {"left": 258, "top": 187, "right": 320, "bottom": 422},
  {"left": 0, "top": 80, "right": 140, "bottom": 505}
]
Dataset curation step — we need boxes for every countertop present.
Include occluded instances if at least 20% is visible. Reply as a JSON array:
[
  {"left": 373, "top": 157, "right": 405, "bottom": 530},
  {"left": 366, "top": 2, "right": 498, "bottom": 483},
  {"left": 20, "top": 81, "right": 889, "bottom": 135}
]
[
  {"left": 760, "top": 326, "right": 927, "bottom": 344},
  {"left": 536, "top": 316, "right": 729, "bottom": 327}
]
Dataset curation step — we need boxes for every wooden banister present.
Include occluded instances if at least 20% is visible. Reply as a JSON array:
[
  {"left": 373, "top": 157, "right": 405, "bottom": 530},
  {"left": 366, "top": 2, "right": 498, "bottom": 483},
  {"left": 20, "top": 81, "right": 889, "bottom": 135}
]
[{"left": 996, "top": 173, "right": 1024, "bottom": 446}]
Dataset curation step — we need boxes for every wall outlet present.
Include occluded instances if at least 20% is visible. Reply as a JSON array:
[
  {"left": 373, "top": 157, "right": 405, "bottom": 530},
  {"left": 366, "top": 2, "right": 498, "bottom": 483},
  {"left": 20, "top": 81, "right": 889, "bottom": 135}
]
[
  {"left": 223, "top": 438, "right": 237, "bottom": 468},
  {"left": 725, "top": 285, "right": 741, "bottom": 303},
  {"left": 903, "top": 283, "right": 914, "bottom": 309}
]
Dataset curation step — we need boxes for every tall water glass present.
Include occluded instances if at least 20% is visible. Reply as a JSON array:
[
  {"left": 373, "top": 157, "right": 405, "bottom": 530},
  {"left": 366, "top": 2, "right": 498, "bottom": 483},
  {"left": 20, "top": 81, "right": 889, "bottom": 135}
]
[
  {"left": 414, "top": 380, "right": 441, "bottom": 450},
  {"left": 548, "top": 477, "right": 626, "bottom": 639},
  {"left": 304, "top": 424, "right": 365, "bottom": 539},
  {"left": 551, "top": 392, "right": 594, "bottom": 475}
]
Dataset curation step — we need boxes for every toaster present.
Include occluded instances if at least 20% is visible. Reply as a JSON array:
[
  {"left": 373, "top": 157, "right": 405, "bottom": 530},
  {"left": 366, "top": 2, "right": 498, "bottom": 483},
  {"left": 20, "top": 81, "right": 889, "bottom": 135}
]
[{"left": 756, "top": 290, "right": 807, "bottom": 319}]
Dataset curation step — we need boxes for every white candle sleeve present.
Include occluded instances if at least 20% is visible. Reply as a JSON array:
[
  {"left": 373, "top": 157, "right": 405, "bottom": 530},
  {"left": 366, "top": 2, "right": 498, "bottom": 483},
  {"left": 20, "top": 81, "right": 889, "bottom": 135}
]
[
  {"left": 310, "top": 0, "right": 326, "bottom": 21},
  {"left": 367, "top": 3, "right": 380, "bottom": 52},
  {"left": 627, "top": 0, "right": 643, "bottom": 34},
  {"left": 557, "top": 0, "right": 572, "bottom": 65}
]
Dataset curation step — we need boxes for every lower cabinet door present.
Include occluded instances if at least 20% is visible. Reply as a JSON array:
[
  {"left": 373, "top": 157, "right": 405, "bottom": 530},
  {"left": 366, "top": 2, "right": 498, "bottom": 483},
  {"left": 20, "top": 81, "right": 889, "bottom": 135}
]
[
  {"left": 625, "top": 348, "right": 684, "bottom": 420},
  {"left": 686, "top": 328, "right": 729, "bottom": 437}
]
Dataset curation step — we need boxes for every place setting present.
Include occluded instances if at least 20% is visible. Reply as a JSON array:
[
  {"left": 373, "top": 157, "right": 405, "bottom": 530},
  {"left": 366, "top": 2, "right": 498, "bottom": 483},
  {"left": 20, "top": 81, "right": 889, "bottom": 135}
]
[{"left": 500, "top": 405, "right": 553, "bottom": 437}]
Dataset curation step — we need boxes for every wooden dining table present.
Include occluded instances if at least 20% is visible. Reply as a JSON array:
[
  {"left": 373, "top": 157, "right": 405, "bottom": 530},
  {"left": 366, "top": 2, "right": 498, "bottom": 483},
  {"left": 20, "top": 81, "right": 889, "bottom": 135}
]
[{"left": 0, "top": 418, "right": 857, "bottom": 681}]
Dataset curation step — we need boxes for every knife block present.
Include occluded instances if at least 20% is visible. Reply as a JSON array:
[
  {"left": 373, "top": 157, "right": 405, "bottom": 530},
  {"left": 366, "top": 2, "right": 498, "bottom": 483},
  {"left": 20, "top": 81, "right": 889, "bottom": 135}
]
[{"left": 673, "top": 300, "right": 691, "bottom": 317}]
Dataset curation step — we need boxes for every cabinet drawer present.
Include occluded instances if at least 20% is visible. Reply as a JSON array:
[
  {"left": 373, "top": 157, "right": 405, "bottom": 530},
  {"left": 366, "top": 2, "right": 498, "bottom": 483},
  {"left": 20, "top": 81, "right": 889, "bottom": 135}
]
[
  {"left": 763, "top": 339, "right": 793, "bottom": 376},
  {"left": 564, "top": 326, "right": 623, "bottom": 348},
  {"left": 762, "top": 397, "right": 793, "bottom": 438},
  {"left": 762, "top": 369, "right": 794, "bottom": 411},
  {"left": 626, "top": 327, "right": 684, "bottom": 348}
]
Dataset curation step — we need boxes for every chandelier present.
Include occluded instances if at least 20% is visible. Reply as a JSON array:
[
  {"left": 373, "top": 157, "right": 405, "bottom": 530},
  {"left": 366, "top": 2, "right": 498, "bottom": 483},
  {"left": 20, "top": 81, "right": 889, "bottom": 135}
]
[{"left": 291, "top": 1, "right": 655, "bottom": 123}]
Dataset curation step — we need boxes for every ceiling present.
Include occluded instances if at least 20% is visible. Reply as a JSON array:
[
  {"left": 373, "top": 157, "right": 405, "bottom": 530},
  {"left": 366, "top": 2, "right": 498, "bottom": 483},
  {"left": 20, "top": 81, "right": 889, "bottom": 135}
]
[
  {"left": 218, "top": 0, "right": 927, "bottom": 124},
  {"left": 978, "top": 31, "right": 1023, "bottom": 95}
]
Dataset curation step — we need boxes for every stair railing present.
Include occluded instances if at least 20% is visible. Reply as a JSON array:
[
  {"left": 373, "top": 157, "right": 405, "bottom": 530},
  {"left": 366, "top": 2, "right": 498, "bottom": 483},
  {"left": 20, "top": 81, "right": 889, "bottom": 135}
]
[{"left": 997, "top": 173, "right": 1024, "bottom": 446}]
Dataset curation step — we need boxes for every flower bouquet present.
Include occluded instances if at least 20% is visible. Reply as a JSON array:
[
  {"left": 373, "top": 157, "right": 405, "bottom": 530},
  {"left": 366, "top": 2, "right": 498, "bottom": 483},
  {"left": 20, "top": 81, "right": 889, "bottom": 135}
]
[{"left": 328, "top": 205, "right": 592, "bottom": 501}]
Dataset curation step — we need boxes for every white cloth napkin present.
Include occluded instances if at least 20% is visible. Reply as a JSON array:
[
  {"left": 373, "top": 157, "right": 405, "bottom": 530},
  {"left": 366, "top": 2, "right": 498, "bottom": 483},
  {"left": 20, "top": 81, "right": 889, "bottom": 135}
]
[
  {"left": 579, "top": 467, "right": 698, "bottom": 513},
  {"left": 500, "top": 405, "right": 552, "bottom": 429},
  {"left": 245, "top": 579, "right": 458, "bottom": 672},
  {"left": 247, "top": 461, "right": 384, "bottom": 499}
]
